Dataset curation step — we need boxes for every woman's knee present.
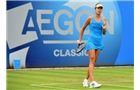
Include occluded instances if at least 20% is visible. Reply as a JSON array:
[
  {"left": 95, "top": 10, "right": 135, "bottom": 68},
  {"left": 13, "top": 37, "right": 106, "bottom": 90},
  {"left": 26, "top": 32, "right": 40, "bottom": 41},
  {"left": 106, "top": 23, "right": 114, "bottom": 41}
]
[{"left": 90, "top": 56, "right": 96, "bottom": 64}]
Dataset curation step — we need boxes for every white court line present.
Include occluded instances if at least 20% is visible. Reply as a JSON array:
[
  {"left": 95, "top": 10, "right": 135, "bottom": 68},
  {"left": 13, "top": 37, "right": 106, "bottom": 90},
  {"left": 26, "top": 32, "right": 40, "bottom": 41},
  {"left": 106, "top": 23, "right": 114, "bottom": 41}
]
[
  {"left": 43, "top": 40, "right": 87, "bottom": 44},
  {"left": 31, "top": 84, "right": 77, "bottom": 90},
  {"left": 31, "top": 83, "right": 134, "bottom": 89},
  {"left": 104, "top": 84, "right": 134, "bottom": 88}
]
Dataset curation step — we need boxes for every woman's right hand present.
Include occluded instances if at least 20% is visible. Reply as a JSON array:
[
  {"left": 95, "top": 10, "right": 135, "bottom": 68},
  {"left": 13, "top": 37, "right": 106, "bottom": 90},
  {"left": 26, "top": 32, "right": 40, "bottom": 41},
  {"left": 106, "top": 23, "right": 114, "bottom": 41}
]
[{"left": 77, "top": 40, "right": 82, "bottom": 45}]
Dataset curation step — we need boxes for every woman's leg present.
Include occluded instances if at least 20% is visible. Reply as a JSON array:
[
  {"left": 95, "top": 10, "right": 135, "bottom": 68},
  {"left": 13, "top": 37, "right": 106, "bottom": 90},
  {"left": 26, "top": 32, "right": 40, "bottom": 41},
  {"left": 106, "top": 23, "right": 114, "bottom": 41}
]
[
  {"left": 85, "top": 49, "right": 100, "bottom": 80},
  {"left": 87, "top": 50, "right": 96, "bottom": 82},
  {"left": 87, "top": 49, "right": 102, "bottom": 88}
]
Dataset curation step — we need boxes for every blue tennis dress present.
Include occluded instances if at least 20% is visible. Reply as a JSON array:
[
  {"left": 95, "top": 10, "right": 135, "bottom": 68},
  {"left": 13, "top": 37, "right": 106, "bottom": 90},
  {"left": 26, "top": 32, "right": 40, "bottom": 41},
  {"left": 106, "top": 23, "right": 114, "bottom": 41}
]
[{"left": 85, "top": 16, "right": 104, "bottom": 51}]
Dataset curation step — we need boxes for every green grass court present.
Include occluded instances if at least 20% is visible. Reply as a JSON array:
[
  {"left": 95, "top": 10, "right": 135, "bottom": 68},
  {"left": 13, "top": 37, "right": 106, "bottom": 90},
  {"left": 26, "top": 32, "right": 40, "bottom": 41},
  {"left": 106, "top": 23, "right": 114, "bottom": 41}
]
[{"left": 7, "top": 66, "right": 134, "bottom": 90}]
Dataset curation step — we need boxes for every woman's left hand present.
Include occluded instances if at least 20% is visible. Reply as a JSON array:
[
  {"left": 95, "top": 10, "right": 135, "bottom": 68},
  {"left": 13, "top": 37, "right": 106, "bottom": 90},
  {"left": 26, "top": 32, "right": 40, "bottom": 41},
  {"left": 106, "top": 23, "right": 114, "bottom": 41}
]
[{"left": 102, "top": 18, "right": 107, "bottom": 26}]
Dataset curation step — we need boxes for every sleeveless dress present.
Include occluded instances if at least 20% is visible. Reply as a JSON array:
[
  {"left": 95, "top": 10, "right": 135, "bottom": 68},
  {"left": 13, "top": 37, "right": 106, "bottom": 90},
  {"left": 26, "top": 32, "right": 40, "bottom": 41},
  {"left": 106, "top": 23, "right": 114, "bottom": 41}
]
[{"left": 85, "top": 16, "right": 104, "bottom": 51}]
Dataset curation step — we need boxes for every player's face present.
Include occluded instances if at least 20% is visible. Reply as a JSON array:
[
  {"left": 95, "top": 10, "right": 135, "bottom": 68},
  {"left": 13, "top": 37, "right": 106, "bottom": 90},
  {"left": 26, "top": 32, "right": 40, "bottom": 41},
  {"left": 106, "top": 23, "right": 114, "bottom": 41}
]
[{"left": 95, "top": 7, "right": 103, "bottom": 15}]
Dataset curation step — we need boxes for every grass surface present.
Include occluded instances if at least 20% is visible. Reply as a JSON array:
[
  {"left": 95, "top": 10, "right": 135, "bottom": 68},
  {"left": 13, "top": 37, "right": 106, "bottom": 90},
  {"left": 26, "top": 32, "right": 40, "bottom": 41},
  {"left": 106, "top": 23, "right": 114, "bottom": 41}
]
[{"left": 7, "top": 66, "right": 134, "bottom": 90}]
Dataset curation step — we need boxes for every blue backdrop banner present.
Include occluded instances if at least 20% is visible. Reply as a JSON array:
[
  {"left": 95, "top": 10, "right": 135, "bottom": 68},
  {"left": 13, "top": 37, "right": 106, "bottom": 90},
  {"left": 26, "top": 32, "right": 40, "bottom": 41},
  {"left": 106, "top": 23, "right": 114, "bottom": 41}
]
[{"left": 6, "top": 0, "right": 134, "bottom": 68}]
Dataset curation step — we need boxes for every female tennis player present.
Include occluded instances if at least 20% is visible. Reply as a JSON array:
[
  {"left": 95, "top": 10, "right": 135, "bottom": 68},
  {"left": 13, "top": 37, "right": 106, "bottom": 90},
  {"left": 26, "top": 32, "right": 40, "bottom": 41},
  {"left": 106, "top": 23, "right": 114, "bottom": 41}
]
[{"left": 77, "top": 3, "right": 107, "bottom": 88}]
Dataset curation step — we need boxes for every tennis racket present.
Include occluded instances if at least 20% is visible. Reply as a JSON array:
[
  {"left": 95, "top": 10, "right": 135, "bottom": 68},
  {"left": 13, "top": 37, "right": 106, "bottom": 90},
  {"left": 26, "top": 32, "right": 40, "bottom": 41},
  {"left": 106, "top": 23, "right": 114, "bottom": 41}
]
[{"left": 76, "top": 41, "right": 86, "bottom": 53}]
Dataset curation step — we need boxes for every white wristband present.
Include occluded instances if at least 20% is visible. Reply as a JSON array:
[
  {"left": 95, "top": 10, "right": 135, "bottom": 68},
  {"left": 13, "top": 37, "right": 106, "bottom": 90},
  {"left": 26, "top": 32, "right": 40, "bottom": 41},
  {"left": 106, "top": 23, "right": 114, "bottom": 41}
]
[{"left": 102, "top": 25, "right": 106, "bottom": 29}]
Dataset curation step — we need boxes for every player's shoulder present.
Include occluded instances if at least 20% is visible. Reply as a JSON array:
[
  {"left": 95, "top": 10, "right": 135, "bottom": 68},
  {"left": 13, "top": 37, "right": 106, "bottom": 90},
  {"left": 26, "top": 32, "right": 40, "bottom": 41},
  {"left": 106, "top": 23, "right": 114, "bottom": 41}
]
[
  {"left": 86, "top": 16, "right": 93, "bottom": 24},
  {"left": 87, "top": 16, "right": 93, "bottom": 21},
  {"left": 88, "top": 16, "right": 92, "bottom": 19}
]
